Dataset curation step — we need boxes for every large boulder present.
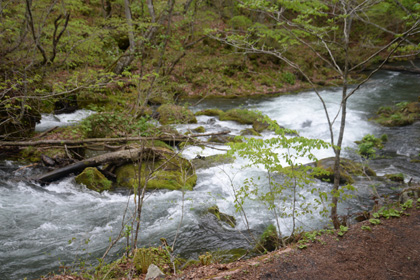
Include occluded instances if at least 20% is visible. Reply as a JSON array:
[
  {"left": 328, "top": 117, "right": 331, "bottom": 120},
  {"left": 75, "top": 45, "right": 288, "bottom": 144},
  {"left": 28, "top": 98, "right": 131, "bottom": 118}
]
[
  {"left": 191, "top": 154, "right": 234, "bottom": 170},
  {"left": 219, "top": 108, "right": 260, "bottom": 124},
  {"left": 115, "top": 152, "right": 197, "bottom": 191},
  {"left": 75, "top": 167, "right": 112, "bottom": 192},
  {"left": 157, "top": 104, "right": 197, "bottom": 125}
]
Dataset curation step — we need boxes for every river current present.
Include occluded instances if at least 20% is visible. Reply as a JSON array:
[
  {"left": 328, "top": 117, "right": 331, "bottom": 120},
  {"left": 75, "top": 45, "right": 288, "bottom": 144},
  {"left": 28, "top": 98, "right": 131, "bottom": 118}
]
[{"left": 1, "top": 70, "right": 419, "bottom": 279}]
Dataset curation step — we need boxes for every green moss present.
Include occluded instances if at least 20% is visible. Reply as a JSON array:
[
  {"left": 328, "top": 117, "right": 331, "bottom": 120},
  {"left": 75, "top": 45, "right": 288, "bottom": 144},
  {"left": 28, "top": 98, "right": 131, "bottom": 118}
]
[
  {"left": 75, "top": 167, "right": 112, "bottom": 193},
  {"left": 240, "top": 128, "right": 262, "bottom": 136},
  {"left": 372, "top": 101, "right": 420, "bottom": 127},
  {"left": 115, "top": 153, "right": 196, "bottom": 191},
  {"left": 195, "top": 108, "right": 224, "bottom": 117},
  {"left": 385, "top": 173, "right": 404, "bottom": 182},
  {"left": 192, "top": 126, "right": 206, "bottom": 133},
  {"left": 157, "top": 104, "right": 197, "bottom": 125},
  {"left": 208, "top": 205, "right": 236, "bottom": 228},
  {"left": 219, "top": 109, "right": 261, "bottom": 124}
]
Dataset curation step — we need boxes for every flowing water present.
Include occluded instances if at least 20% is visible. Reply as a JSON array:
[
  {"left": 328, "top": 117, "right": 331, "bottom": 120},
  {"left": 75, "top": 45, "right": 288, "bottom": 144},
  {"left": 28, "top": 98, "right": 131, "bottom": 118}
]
[{"left": 1, "top": 70, "right": 420, "bottom": 279}]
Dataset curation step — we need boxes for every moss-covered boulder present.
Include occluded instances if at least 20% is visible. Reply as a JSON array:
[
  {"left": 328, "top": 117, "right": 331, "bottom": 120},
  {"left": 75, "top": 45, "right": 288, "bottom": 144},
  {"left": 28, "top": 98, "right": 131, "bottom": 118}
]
[
  {"left": 240, "top": 128, "right": 261, "bottom": 136},
  {"left": 195, "top": 108, "right": 224, "bottom": 117},
  {"left": 399, "top": 187, "right": 420, "bottom": 204},
  {"left": 252, "top": 119, "right": 270, "bottom": 133},
  {"left": 385, "top": 173, "right": 404, "bottom": 182},
  {"left": 191, "top": 154, "right": 234, "bottom": 169},
  {"left": 372, "top": 101, "right": 420, "bottom": 127},
  {"left": 208, "top": 135, "right": 242, "bottom": 143},
  {"left": 312, "top": 157, "right": 376, "bottom": 185},
  {"left": 192, "top": 126, "right": 206, "bottom": 133},
  {"left": 219, "top": 108, "right": 261, "bottom": 124},
  {"left": 75, "top": 167, "right": 112, "bottom": 193},
  {"left": 115, "top": 152, "right": 196, "bottom": 191},
  {"left": 157, "top": 104, "right": 197, "bottom": 125},
  {"left": 208, "top": 205, "right": 236, "bottom": 228}
]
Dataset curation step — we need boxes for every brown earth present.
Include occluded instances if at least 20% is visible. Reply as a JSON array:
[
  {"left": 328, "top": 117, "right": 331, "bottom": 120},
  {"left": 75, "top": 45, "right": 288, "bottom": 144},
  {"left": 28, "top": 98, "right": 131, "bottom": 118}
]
[
  {"left": 44, "top": 207, "right": 420, "bottom": 280},
  {"left": 166, "top": 207, "right": 420, "bottom": 280}
]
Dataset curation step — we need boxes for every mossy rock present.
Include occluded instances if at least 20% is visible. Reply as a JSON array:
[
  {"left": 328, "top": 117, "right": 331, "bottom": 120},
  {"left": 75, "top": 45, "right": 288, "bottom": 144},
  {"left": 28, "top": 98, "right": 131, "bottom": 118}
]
[
  {"left": 195, "top": 109, "right": 224, "bottom": 117},
  {"left": 399, "top": 187, "right": 420, "bottom": 204},
  {"left": 157, "top": 104, "right": 197, "bottom": 125},
  {"left": 219, "top": 109, "right": 261, "bottom": 124},
  {"left": 115, "top": 152, "right": 196, "bottom": 191},
  {"left": 208, "top": 205, "right": 236, "bottom": 228},
  {"left": 75, "top": 167, "right": 112, "bottom": 193},
  {"left": 192, "top": 126, "right": 206, "bottom": 133},
  {"left": 191, "top": 154, "right": 234, "bottom": 169},
  {"left": 372, "top": 101, "right": 420, "bottom": 127},
  {"left": 252, "top": 119, "right": 270, "bottom": 133},
  {"left": 385, "top": 173, "right": 404, "bottom": 183},
  {"left": 208, "top": 135, "right": 242, "bottom": 143},
  {"left": 240, "top": 128, "right": 261, "bottom": 136},
  {"left": 312, "top": 157, "right": 376, "bottom": 185}
]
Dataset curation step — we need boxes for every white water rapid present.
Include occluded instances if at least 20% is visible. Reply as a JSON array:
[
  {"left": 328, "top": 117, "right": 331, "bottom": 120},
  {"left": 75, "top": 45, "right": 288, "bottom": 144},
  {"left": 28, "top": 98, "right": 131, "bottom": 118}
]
[{"left": 1, "top": 70, "right": 420, "bottom": 280}]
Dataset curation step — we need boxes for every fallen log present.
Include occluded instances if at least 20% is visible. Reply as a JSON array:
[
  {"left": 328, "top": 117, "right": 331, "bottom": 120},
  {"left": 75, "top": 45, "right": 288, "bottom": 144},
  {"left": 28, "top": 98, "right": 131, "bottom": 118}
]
[
  {"left": 36, "top": 147, "right": 170, "bottom": 184},
  {"left": 0, "top": 131, "right": 231, "bottom": 147}
]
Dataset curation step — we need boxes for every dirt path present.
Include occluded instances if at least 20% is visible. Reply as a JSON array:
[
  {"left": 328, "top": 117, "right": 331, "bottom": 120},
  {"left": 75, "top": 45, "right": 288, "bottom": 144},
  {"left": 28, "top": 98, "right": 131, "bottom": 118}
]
[{"left": 169, "top": 207, "right": 420, "bottom": 280}]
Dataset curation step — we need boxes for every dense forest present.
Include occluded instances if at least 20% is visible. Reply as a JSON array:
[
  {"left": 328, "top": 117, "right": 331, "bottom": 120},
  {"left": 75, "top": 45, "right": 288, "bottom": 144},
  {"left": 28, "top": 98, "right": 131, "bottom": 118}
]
[{"left": 1, "top": 0, "right": 420, "bottom": 279}]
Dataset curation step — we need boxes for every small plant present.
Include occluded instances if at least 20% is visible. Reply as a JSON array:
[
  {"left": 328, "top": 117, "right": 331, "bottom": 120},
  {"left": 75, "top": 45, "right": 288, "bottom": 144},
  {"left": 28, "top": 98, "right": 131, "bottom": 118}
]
[
  {"left": 199, "top": 252, "right": 213, "bottom": 265},
  {"left": 357, "top": 134, "right": 385, "bottom": 158},
  {"left": 337, "top": 225, "right": 349, "bottom": 237},
  {"left": 369, "top": 218, "right": 381, "bottom": 225},
  {"left": 361, "top": 225, "right": 372, "bottom": 231}
]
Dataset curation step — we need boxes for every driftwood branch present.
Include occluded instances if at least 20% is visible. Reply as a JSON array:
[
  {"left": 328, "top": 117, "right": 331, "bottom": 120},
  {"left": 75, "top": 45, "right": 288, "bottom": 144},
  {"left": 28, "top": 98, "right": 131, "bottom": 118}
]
[{"left": 0, "top": 131, "right": 231, "bottom": 147}]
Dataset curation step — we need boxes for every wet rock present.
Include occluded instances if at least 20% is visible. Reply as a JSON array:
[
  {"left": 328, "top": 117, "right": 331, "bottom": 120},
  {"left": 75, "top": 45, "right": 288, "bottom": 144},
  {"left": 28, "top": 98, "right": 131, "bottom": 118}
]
[
  {"left": 208, "top": 205, "right": 236, "bottom": 228},
  {"left": 192, "top": 126, "right": 206, "bottom": 133}
]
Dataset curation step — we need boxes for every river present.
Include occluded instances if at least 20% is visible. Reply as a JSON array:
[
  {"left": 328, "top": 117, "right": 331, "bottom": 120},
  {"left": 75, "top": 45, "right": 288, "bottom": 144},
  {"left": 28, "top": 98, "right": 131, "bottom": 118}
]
[{"left": 1, "top": 70, "right": 419, "bottom": 279}]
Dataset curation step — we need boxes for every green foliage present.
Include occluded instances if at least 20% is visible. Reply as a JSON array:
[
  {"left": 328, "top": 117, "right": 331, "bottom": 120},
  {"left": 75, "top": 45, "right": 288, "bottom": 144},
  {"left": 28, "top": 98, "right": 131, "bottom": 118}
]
[
  {"left": 157, "top": 104, "right": 197, "bottom": 125},
  {"left": 228, "top": 118, "right": 331, "bottom": 237},
  {"left": 361, "top": 225, "right": 372, "bottom": 231},
  {"left": 281, "top": 71, "right": 296, "bottom": 85},
  {"left": 80, "top": 112, "right": 154, "bottom": 138},
  {"left": 337, "top": 225, "right": 348, "bottom": 237},
  {"left": 369, "top": 218, "right": 381, "bottom": 225},
  {"left": 133, "top": 247, "right": 173, "bottom": 274},
  {"left": 357, "top": 134, "right": 385, "bottom": 158}
]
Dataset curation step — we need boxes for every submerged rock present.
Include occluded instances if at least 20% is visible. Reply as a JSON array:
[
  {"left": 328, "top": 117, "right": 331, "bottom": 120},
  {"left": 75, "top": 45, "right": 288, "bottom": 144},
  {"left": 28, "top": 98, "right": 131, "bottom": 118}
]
[
  {"left": 75, "top": 167, "right": 112, "bottom": 193},
  {"left": 208, "top": 205, "right": 236, "bottom": 228}
]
